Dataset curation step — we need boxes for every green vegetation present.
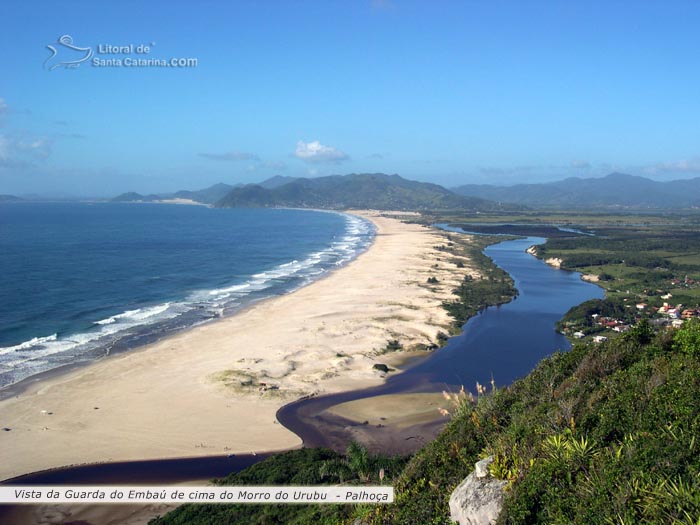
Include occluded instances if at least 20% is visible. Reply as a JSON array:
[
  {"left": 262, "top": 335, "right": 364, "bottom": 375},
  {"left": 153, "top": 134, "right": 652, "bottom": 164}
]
[
  {"left": 447, "top": 223, "right": 582, "bottom": 238},
  {"left": 420, "top": 209, "right": 700, "bottom": 228},
  {"left": 440, "top": 235, "right": 518, "bottom": 331},
  {"left": 362, "top": 321, "right": 700, "bottom": 524},
  {"left": 534, "top": 223, "right": 700, "bottom": 337},
  {"left": 153, "top": 322, "right": 700, "bottom": 525},
  {"left": 150, "top": 446, "right": 407, "bottom": 525},
  {"left": 382, "top": 339, "right": 403, "bottom": 353},
  {"left": 673, "top": 318, "right": 700, "bottom": 356}
]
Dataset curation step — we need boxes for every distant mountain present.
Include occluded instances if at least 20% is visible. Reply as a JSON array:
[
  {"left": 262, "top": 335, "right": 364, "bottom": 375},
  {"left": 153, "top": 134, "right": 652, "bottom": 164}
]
[
  {"left": 0, "top": 194, "right": 23, "bottom": 202},
  {"left": 172, "top": 183, "right": 240, "bottom": 204},
  {"left": 452, "top": 173, "right": 700, "bottom": 209},
  {"left": 258, "top": 176, "right": 301, "bottom": 189},
  {"left": 111, "top": 192, "right": 161, "bottom": 202},
  {"left": 215, "top": 173, "right": 519, "bottom": 211},
  {"left": 111, "top": 183, "right": 241, "bottom": 205}
]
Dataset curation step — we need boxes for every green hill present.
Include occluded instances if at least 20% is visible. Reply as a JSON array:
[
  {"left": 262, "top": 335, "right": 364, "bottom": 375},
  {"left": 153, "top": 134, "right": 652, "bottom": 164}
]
[
  {"left": 172, "top": 183, "right": 239, "bottom": 204},
  {"left": 111, "top": 183, "right": 239, "bottom": 204},
  {"left": 151, "top": 320, "right": 700, "bottom": 525},
  {"left": 368, "top": 320, "right": 700, "bottom": 524},
  {"left": 453, "top": 173, "right": 700, "bottom": 209},
  {"left": 0, "top": 194, "right": 23, "bottom": 202},
  {"left": 111, "top": 192, "right": 161, "bottom": 202},
  {"left": 216, "top": 173, "right": 518, "bottom": 211}
]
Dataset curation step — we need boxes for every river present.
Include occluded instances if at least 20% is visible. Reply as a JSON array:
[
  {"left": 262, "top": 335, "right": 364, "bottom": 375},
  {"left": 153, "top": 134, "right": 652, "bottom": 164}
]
[{"left": 276, "top": 235, "right": 604, "bottom": 452}]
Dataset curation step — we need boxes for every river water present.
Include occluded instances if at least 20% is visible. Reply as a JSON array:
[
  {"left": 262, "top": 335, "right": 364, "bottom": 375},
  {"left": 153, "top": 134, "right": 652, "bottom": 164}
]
[{"left": 276, "top": 235, "right": 604, "bottom": 450}]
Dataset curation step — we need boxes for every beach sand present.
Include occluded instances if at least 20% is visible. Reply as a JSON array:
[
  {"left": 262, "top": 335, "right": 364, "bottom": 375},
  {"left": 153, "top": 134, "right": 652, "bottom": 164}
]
[
  {"left": 0, "top": 211, "right": 475, "bottom": 482},
  {"left": 325, "top": 393, "right": 452, "bottom": 429}
]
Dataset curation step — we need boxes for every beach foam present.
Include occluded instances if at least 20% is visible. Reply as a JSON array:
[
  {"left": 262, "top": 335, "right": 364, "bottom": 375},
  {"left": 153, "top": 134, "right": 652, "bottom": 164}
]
[{"left": 0, "top": 212, "right": 373, "bottom": 389}]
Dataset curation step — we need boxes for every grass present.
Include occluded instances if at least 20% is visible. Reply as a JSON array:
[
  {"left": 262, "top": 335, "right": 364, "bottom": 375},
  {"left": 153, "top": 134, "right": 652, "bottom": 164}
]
[{"left": 362, "top": 322, "right": 700, "bottom": 524}]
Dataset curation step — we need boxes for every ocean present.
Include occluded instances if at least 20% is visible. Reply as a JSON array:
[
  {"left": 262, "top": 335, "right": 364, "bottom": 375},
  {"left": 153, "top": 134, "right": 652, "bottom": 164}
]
[{"left": 0, "top": 203, "right": 374, "bottom": 389}]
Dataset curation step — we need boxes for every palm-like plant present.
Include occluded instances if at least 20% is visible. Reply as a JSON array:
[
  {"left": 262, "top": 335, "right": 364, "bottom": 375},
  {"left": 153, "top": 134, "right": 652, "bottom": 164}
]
[{"left": 319, "top": 442, "right": 394, "bottom": 484}]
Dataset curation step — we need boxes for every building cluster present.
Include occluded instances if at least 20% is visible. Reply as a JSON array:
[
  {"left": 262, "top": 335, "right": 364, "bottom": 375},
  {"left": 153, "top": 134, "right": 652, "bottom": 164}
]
[
  {"left": 656, "top": 302, "right": 700, "bottom": 322},
  {"left": 570, "top": 303, "right": 700, "bottom": 342}
]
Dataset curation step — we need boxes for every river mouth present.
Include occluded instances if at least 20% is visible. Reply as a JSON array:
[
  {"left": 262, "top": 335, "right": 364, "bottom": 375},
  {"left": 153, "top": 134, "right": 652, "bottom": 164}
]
[
  {"left": 277, "top": 235, "right": 604, "bottom": 454},
  {"left": 2, "top": 235, "right": 603, "bottom": 487}
]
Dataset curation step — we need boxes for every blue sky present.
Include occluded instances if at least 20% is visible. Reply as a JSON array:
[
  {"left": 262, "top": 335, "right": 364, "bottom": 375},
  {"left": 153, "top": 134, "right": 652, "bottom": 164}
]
[{"left": 1, "top": 1, "right": 700, "bottom": 196}]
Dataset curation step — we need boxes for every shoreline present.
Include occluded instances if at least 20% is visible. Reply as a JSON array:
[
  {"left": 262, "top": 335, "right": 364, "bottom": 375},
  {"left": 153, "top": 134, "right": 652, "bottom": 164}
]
[
  {"left": 0, "top": 209, "right": 372, "bottom": 401},
  {"left": 1, "top": 206, "right": 373, "bottom": 393},
  {"left": 0, "top": 211, "right": 475, "bottom": 482}
]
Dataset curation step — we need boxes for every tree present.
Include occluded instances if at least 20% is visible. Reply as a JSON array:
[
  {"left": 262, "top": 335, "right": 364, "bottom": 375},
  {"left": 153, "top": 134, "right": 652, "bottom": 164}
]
[{"left": 672, "top": 319, "right": 700, "bottom": 356}]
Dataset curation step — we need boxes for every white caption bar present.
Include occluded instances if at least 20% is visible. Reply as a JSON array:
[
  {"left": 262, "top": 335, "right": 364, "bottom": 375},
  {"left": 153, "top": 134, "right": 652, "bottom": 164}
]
[{"left": 1, "top": 486, "right": 394, "bottom": 504}]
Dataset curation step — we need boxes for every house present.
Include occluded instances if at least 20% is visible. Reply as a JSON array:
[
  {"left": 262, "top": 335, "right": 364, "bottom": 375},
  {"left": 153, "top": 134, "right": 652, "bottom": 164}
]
[
  {"left": 635, "top": 303, "right": 647, "bottom": 310},
  {"left": 593, "top": 335, "right": 608, "bottom": 343},
  {"left": 672, "top": 319, "right": 684, "bottom": 328},
  {"left": 573, "top": 331, "right": 585, "bottom": 339},
  {"left": 682, "top": 309, "right": 696, "bottom": 319}
]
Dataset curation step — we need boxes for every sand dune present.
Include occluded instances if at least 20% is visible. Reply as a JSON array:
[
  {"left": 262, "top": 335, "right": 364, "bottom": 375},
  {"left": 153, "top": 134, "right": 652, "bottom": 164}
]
[{"left": 0, "top": 211, "right": 475, "bottom": 481}]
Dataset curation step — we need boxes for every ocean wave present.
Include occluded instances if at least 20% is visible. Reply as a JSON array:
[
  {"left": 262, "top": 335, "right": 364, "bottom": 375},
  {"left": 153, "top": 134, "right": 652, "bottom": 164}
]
[
  {"left": 0, "top": 333, "right": 58, "bottom": 355},
  {"left": 0, "top": 211, "right": 374, "bottom": 388},
  {"left": 0, "top": 302, "right": 185, "bottom": 368}
]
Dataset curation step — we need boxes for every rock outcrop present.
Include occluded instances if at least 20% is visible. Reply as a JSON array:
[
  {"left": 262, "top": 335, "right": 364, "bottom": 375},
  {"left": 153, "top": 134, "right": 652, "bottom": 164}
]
[
  {"left": 449, "top": 456, "right": 507, "bottom": 525},
  {"left": 544, "top": 257, "right": 563, "bottom": 268}
]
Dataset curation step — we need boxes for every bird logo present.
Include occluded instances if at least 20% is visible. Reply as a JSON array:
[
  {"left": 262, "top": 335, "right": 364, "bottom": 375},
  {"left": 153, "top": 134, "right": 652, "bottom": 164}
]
[{"left": 44, "top": 35, "right": 93, "bottom": 71}]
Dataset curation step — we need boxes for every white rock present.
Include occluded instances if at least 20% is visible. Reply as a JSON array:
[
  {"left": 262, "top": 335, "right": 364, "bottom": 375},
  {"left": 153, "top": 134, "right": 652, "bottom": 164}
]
[
  {"left": 449, "top": 456, "right": 507, "bottom": 525},
  {"left": 474, "top": 457, "right": 492, "bottom": 478}
]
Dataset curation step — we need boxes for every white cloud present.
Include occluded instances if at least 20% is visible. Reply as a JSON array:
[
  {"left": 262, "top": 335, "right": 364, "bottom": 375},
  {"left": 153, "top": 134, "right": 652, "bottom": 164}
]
[
  {"left": 198, "top": 151, "right": 259, "bottom": 161},
  {"left": 294, "top": 140, "right": 348, "bottom": 163},
  {"left": 0, "top": 134, "right": 53, "bottom": 167},
  {"left": 642, "top": 157, "right": 700, "bottom": 175},
  {"left": 17, "top": 138, "right": 53, "bottom": 160}
]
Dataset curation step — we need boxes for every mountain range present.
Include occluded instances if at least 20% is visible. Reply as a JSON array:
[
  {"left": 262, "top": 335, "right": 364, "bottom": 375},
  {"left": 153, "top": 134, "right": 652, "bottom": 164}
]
[
  {"left": 214, "top": 173, "right": 515, "bottom": 211},
  {"left": 109, "top": 172, "right": 700, "bottom": 211},
  {"left": 111, "top": 183, "right": 240, "bottom": 205},
  {"left": 112, "top": 174, "right": 519, "bottom": 212},
  {"left": 452, "top": 172, "right": 700, "bottom": 209}
]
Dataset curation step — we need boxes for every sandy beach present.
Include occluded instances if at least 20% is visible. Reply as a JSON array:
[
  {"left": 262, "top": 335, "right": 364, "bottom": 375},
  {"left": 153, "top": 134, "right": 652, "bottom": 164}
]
[{"left": 0, "top": 211, "right": 474, "bottom": 482}]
